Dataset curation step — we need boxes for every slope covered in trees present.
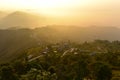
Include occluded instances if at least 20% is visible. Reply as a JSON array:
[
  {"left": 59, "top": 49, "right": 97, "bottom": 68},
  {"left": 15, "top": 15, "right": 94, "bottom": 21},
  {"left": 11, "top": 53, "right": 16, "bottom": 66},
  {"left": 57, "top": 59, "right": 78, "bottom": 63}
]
[
  {"left": 1, "top": 26, "right": 120, "bottom": 62},
  {"left": 0, "top": 40, "right": 120, "bottom": 80}
]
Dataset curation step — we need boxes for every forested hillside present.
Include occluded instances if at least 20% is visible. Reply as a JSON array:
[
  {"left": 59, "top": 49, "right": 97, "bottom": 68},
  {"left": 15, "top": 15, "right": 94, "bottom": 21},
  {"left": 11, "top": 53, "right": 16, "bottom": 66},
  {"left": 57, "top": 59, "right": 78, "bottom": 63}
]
[
  {"left": 0, "top": 40, "right": 120, "bottom": 80},
  {"left": 1, "top": 26, "right": 120, "bottom": 62}
]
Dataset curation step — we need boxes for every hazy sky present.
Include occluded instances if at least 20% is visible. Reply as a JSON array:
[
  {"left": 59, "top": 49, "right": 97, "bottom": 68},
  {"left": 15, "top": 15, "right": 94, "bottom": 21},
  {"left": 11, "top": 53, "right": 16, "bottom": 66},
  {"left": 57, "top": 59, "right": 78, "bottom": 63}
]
[{"left": 0, "top": 0, "right": 120, "bottom": 26}]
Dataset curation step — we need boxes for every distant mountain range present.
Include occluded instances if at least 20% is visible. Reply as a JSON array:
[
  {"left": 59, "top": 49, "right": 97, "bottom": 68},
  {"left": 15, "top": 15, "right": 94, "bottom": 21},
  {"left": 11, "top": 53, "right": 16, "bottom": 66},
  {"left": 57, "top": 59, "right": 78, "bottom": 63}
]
[
  {"left": 0, "top": 11, "right": 46, "bottom": 29},
  {"left": 0, "top": 26, "right": 120, "bottom": 62}
]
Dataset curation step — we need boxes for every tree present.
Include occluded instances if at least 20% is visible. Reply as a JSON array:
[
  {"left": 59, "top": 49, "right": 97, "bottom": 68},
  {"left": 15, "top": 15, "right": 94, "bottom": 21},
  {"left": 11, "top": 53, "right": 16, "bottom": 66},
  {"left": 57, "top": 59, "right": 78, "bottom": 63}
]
[
  {"left": 91, "top": 62, "right": 112, "bottom": 80},
  {"left": 21, "top": 68, "right": 57, "bottom": 80},
  {"left": 0, "top": 66, "right": 18, "bottom": 80}
]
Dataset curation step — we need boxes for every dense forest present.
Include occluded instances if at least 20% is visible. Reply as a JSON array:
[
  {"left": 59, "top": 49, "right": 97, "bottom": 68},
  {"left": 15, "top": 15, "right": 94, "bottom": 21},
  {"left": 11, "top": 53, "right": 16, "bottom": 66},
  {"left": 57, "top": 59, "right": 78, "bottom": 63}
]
[{"left": 0, "top": 40, "right": 120, "bottom": 80}]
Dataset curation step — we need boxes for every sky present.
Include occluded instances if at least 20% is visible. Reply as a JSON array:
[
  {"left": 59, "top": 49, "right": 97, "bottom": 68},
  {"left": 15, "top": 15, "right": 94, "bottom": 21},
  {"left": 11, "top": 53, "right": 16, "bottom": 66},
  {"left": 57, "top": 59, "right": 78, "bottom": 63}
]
[{"left": 0, "top": 0, "right": 120, "bottom": 26}]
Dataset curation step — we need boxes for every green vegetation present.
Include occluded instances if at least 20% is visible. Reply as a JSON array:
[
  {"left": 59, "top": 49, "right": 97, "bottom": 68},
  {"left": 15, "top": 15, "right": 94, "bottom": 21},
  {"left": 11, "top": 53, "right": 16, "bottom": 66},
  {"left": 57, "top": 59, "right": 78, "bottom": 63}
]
[{"left": 0, "top": 40, "right": 120, "bottom": 80}]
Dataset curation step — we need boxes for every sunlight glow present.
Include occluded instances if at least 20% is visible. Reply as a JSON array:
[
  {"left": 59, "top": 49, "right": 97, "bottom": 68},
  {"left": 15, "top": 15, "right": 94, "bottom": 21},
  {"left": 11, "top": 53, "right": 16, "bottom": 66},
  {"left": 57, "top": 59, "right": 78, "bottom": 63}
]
[
  {"left": 0, "top": 0, "right": 120, "bottom": 26},
  {"left": 0, "top": 0, "right": 91, "bottom": 16},
  {"left": 29, "top": 0, "right": 91, "bottom": 16}
]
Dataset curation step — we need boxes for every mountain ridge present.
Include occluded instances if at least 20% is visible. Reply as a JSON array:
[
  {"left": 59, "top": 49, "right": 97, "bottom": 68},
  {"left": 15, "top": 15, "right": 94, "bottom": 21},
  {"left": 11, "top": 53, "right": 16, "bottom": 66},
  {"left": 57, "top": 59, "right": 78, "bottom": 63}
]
[{"left": 0, "top": 11, "right": 46, "bottom": 29}]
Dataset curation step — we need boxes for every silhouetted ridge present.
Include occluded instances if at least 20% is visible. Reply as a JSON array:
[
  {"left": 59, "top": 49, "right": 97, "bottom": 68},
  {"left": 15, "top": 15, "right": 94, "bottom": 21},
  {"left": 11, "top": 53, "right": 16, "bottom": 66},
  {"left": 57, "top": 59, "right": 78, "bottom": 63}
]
[{"left": 0, "top": 11, "right": 45, "bottom": 29}]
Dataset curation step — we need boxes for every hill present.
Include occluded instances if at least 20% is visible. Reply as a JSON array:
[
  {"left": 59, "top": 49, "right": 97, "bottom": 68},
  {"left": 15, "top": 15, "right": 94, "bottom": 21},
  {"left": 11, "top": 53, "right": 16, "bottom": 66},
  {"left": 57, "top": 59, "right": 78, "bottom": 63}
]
[
  {"left": 33, "top": 26, "right": 120, "bottom": 42},
  {"left": 0, "top": 26, "right": 120, "bottom": 62},
  {"left": 0, "top": 11, "right": 45, "bottom": 29},
  {"left": 0, "top": 11, "right": 8, "bottom": 19}
]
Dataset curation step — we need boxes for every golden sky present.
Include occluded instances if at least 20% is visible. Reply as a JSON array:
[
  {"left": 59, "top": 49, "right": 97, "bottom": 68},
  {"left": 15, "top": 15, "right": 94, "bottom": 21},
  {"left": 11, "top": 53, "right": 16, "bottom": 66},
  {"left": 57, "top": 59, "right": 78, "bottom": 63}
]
[{"left": 0, "top": 0, "right": 120, "bottom": 26}]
